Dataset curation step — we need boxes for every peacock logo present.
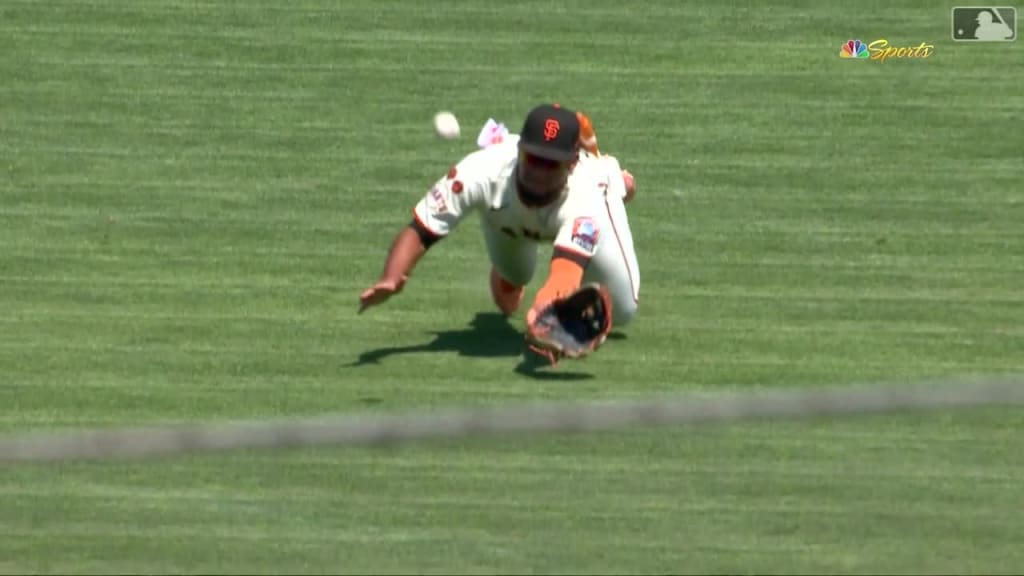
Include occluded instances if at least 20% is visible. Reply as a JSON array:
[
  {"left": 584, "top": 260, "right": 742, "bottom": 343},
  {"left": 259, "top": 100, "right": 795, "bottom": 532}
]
[{"left": 839, "top": 39, "right": 869, "bottom": 59}]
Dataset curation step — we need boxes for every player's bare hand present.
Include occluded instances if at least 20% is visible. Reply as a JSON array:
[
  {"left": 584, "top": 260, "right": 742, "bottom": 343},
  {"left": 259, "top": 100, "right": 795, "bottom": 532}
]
[
  {"left": 622, "top": 169, "right": 636, "bottom": 202},
  {"left": 358, "top": 276, "right": 407, "bottom": 314}
]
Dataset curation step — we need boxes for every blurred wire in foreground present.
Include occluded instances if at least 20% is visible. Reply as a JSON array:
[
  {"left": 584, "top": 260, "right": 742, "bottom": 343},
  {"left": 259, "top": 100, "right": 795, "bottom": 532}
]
[{"left": 1, "top": 376, "right": 1022, "bottom": 464}]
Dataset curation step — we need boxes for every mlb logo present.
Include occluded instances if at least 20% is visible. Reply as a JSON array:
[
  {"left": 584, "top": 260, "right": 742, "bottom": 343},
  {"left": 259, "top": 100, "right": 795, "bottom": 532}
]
[{"left": 952, "top": 7, "right": 1017, "bottom": 41}]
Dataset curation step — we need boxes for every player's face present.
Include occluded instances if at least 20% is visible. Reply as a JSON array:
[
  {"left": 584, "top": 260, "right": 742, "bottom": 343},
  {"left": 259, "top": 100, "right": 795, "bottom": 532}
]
[{"left": 517, "top": 151, "right": 573, "bottom": 206}]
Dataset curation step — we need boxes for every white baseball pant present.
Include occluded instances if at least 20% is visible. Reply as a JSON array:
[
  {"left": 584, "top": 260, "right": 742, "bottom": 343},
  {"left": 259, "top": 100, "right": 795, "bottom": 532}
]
[{"left": 482, "top": 187, "right": 640, "bottom": 328}]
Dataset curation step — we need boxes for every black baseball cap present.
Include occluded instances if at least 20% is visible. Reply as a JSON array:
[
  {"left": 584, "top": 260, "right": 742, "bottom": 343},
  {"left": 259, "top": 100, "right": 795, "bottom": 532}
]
[{"left": 518, "top": 103, "right": 581, "bottom": 162}]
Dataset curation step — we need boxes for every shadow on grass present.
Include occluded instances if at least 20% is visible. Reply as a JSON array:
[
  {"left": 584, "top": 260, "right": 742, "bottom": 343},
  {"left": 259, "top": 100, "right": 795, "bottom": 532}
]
[
  {"left": 349, "top": 312, "right": 522, "bottom": 365},
  {"left": 514, "top": 350, "right": 595, "bottom": 381},
  {"left": 349, "top": 311, "right": 596, "bottom": 381}
]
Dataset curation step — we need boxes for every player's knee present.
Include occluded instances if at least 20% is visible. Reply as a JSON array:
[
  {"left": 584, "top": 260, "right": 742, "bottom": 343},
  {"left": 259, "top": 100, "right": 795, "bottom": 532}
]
[
  {"left": 493, "top": 264, "right": 534, "bottom": 288},
  {"left": 612, "top": 296, "right": 638, "bottom": 327}
]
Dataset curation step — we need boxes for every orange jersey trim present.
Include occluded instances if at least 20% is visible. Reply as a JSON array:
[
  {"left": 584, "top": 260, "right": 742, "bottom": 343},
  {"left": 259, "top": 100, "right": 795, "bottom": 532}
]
[{"left": 411, "top": 207, "right": 443, "bottom": 239}]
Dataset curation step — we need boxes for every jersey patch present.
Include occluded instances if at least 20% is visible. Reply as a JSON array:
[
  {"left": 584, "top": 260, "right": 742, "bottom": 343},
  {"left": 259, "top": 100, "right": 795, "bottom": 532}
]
[
  {"left": 451, "top": 180, "right": 464, "bottom": 194},
  {"left": 570, "top": 217, "right": 599, "bottom": 252}
]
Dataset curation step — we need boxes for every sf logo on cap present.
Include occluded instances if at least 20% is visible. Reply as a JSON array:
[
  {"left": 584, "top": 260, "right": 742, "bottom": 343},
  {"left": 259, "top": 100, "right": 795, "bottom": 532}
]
[{"left": 543, "top": 118, "right": 560, "bottom": 141}]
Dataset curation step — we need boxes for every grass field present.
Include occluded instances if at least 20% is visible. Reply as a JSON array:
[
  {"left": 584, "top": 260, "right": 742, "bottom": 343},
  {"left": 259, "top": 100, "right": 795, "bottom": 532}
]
[{"left": 2, "top": 0, "right": 1023, "bottom": 573}]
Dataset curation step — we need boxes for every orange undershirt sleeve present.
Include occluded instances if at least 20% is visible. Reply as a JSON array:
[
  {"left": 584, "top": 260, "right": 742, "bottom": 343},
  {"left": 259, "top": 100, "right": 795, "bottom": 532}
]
[{"left": 533, "top": 255, "right": 586, "bottom": 308}]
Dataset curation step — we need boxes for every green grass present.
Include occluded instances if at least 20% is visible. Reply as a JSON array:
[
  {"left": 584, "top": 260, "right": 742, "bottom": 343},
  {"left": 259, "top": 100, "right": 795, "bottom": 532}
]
[{"left": 2, "top": 0, "right": 1023, "bottom": 573}]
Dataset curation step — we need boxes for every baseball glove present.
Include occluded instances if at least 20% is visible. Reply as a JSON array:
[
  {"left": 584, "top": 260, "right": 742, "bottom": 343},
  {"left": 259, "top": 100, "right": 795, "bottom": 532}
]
[{"left": 525, "top": 283, "right": 613, "bottom": 365}]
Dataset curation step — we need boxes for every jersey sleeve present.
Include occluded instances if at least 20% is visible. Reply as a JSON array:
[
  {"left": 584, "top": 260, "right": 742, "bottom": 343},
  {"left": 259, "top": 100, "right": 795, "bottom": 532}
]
[
  {"left": 600, "top": 154, "right": 629, "bottom": 202},
  {"left": 412, "top": 152, "right": 491, "bottom": 238},
  {"left": 551, "top": 158, "right": 613, "bottom": 263}
]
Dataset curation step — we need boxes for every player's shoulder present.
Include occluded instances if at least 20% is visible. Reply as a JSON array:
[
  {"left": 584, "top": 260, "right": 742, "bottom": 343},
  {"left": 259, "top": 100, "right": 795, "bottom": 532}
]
[
  {"left": 552, "top": 156, "right": 613, "bottom": 224},
  {"left": 577, "top": 150, "right": 622, "bottom": 177},
  {"left": 450, "top": 136, "right": 519, "bottom": 180},
  {"left": 566, "top": 154, "right": 613, "bottom": 195}
]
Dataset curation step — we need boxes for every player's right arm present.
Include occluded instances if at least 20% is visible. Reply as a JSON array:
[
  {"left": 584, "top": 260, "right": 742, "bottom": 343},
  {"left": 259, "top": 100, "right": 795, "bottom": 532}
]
[{"left": 358, "top": 151, "right": 491, "bottom": 313}]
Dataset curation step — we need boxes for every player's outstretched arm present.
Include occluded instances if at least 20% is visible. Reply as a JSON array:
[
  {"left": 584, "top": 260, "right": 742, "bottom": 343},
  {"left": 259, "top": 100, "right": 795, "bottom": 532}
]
[
  {"left": 359, "top": 145, "right": 491, "bottom": 313},
  {"left": 523, "top": 253, "right": 588, "bottom": 364},
  {"left": 526, "top": 253, "right": 586, "bottom": 326},
  {"left": 358, "top": 222, "right": 435, "bottom": 313}
]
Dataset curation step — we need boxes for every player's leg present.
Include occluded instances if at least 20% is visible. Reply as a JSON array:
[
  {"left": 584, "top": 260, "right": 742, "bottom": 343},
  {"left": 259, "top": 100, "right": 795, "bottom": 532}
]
[
  {"left": 483, "top": 221, "right": 539, "bottom": 315},
  {"left": 582, "top": 192, "right": 640, "bottom": 327}
]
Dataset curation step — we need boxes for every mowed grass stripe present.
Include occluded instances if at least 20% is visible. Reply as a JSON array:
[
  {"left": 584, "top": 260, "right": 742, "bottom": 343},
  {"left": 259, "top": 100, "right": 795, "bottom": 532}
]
[
  {"left": 0, "top": 342, "right": 1017, "bottom": 368},
  {"left": 4, "top": 184, "right": 1022, "bottom": 209},
  {"left": 2, "top": 218, "right": 1022, "bottom": 256},
  {"left": 1, "top": 442, "right": 1022, "bottom": 573},
  {"left": 3, "top": 272, "right": 1023, "bottom": 300},
  {"left": 5, "top": 264, "right": 1021, "bottom": 288},
  {"left": 4, "top": 311, "right": 1021, "bottom": 337},
  {"left": 4, "top": 279, "right": 1023, "bottom": 304},
  {"left": 5, "top": 167, "right": 1023, "bottom": 193}
]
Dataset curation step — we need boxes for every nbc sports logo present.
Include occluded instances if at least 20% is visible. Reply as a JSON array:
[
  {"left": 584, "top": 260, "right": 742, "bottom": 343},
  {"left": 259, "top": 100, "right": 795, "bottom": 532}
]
[
  {"left": 838, "top": 38, "right": 935, "bottom": 62},
  {"left": 839, "top": 39, "right": 869, "bottom": 58}
]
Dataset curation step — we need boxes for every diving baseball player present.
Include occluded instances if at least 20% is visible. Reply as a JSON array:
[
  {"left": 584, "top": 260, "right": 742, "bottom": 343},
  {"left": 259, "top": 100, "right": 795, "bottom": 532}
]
[{"left": 358, "top": 103, "right": 641, "bottom": 356}]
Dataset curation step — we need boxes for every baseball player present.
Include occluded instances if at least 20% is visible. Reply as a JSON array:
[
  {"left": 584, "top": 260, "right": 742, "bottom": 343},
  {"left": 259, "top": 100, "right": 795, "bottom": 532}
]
[{"left": 358, "top": 103, "right": 640, "bottom": 353}]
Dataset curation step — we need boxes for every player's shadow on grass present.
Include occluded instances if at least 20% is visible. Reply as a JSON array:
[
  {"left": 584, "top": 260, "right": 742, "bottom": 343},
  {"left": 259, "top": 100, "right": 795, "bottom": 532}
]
[
  {"left": 513, "top": 350, "right": 594, "bottom": 381},
  {"left": 350, "top": 312, "right": 522, "bottom": 364},
  {"left": 349, "top": 312, "right": 593, "bottom": 381}
]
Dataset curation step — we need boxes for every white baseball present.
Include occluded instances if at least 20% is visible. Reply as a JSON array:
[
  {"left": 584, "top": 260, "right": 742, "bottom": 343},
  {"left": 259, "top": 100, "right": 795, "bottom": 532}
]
[{"left": 433, "top": 111, "right": 460, "bottom": 139}]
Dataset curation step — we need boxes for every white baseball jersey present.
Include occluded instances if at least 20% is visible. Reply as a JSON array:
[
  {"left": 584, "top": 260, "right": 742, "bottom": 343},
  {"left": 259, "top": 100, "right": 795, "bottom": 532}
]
[{"left": 413, "top": 135, "right": 622, "bottom": 262}]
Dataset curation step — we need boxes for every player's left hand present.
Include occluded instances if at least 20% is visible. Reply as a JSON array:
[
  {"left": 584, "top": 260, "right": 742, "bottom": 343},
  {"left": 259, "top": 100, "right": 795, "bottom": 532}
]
[{"left": 524, "top": 283, "right": 614, "bottom": 366}]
